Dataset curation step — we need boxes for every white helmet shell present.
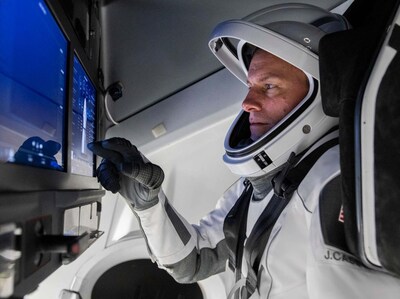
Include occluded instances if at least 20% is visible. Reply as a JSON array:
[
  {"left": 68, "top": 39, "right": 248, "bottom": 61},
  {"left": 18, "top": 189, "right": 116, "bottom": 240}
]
[{"left": 208, "top": 3, "right": 350, "bottom": 177}]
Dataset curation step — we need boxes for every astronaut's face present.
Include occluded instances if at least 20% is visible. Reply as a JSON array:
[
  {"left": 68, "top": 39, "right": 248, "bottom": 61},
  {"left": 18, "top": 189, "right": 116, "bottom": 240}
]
[{"left": 242, "top": 49, "right": 309, "bottom": 141}]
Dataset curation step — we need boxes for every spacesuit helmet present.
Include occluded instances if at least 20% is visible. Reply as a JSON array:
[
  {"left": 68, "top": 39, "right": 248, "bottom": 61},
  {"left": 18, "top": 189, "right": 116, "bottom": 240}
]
[{"left": 208, "top": 3, "right": 350, "bottom": 177}]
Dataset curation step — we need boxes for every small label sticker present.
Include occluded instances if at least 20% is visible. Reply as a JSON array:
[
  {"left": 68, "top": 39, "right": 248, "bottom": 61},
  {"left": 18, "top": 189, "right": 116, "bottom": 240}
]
[{"left": 253, "top": 151, "right": 272, "bottom": 169}]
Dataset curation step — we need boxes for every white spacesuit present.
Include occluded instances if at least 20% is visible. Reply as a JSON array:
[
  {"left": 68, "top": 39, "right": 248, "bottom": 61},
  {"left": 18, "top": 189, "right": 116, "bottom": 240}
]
[{"left": 88, "top": 3, "right": 400, "bottom": 298}]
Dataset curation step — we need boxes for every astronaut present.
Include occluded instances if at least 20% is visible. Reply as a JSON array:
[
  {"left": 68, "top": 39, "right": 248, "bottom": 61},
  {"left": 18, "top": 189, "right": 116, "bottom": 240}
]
[{"left": 88, "top": 4, "right": 400, "bottom": 299}]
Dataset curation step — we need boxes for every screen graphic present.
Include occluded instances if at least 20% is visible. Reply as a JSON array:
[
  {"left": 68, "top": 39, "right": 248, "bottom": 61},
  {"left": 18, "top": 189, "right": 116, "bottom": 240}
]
[
  {"left": 0, "top": 0, "right": 67, "bottom": 171},
  {"left": 71, "top": 55, "right": 96, "bottom": 176}
]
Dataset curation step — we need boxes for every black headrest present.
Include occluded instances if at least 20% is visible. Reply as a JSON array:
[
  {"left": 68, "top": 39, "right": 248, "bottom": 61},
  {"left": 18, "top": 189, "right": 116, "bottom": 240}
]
[{"left": 319, "top": 0, "right": 394, "bottom": 117}]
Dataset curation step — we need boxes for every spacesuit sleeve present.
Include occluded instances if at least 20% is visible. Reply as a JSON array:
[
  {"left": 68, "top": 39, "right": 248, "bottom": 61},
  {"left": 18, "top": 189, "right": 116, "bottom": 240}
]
[{"left": 134, "top": 179, "right": 244, "bottom": 283}]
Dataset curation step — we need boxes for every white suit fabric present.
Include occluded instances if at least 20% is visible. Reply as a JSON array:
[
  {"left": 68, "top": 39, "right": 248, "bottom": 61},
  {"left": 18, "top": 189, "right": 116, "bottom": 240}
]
[{"left": 135, "top": 131, "right": 400, "bottom": 298}]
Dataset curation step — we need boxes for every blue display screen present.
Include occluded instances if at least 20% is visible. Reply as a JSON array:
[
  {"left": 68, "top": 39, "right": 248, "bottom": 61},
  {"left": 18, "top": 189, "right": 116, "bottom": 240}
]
[
  {"left": 71, "top": 55, "right": 96, "bottom": 176},
  {"left": 0, "top": 0, "right": 67, "bottom": 171}
]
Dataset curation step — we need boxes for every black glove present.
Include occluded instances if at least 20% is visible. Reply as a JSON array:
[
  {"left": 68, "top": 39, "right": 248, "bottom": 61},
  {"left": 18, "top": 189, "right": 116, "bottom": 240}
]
[{"left": 88, "top": 137, "right": 164, "bottom": 210}]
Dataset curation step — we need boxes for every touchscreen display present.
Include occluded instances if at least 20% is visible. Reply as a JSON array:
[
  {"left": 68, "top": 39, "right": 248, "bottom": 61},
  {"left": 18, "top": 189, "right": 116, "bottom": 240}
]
[
  {"left": 0, "top": 0, "right": 67, "bottom": 171},
  {"left": 71, "top": 55, "right": 96, "bottom": 176}
]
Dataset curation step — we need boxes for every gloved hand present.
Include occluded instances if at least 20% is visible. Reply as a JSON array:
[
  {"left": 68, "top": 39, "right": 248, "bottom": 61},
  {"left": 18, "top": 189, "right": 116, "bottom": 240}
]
[{"left": 87, "top": 137, "right": 164, "bottom": 210}]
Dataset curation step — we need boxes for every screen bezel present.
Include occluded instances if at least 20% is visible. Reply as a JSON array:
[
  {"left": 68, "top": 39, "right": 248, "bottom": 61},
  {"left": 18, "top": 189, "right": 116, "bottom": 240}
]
[{"left": 0, "top": 0, "right": 102, "bottom": 191}]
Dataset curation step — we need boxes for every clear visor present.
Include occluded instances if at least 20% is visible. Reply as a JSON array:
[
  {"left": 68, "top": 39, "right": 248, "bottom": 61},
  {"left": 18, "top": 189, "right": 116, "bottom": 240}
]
[
  {"left": 209, "top": 21, "right": 320, "bottom": 86},
  {"left": 225, "top": 72, "right": 317, "bottom": 156}
]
